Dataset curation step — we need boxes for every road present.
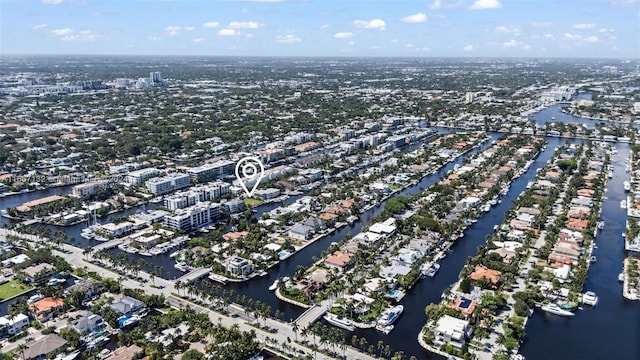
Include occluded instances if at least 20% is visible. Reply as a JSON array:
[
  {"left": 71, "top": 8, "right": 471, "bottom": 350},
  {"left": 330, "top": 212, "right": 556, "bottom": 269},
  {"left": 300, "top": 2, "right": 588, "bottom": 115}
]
[{"left": 0, "top": 229, "right": 376, "bottom": 360}]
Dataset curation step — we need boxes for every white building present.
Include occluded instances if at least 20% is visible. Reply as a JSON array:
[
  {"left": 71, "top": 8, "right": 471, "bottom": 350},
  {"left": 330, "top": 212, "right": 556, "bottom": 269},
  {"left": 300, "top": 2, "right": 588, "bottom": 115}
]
[
  {"left": 0, "top": 313, "right": 29, "bottom": 336},
  {"left": 72, "top": 180, "right": 110, "bottom": 198},
  {"left": 145, "top": 173, "right": 190, "bottom": 195},
  {"left": 223, "top": 256, "right": 253, "bottom": 277},
  {"left": 164, "top": 203, "right": 211, "bottom": 232},
  {"left": 126, "top": 168, "right": 160, "bottom": 186},
  {"left": 187, "top": 160, "right": 235, "bottom": 182},
  {"left": 433, "top": 315, "right": 473, "bottom": 348}
]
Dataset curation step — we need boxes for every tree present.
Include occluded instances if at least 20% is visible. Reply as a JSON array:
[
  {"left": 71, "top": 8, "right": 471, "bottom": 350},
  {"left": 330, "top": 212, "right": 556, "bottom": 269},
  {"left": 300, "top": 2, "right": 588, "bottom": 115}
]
[
  {"left": 459, "top": 277, "right": 472, "bottom": 293},
  {"left": 181, "top": 349, "right": 205, "bottom": 360},
  {"left": 292, "top": 322, "right": 299, "bottom": 341}
]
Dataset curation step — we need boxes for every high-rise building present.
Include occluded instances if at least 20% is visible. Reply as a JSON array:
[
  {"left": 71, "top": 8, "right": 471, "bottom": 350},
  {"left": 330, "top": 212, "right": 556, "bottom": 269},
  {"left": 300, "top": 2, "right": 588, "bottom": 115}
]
[{"left": 150, "top": 72, "right": 162, "bottom": 84}]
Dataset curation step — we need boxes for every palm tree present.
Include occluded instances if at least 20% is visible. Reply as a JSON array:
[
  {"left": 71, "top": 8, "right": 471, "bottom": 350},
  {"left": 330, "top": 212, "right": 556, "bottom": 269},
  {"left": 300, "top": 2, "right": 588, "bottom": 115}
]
[
  {"left": 377, "top": 340, "right": 384, "bottom": 357},
  {"left": 17, "top": 343, "right": 28, "bottom": 360},
  {"left": 292, "top": 322, "right": 299, "bottom": 341}
]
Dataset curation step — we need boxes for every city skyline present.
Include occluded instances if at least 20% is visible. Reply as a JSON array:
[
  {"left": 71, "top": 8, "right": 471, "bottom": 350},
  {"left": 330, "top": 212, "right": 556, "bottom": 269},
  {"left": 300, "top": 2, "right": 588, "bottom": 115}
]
[{"left": 0, "top": 0, "right": 639, "bottom": 58}]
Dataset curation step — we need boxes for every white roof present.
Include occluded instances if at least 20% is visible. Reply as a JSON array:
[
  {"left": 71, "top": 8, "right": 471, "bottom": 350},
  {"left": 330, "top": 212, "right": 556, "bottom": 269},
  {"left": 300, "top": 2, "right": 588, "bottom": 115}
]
[{"left": 436, "top": 315, "right": 468, "bottom": 340}]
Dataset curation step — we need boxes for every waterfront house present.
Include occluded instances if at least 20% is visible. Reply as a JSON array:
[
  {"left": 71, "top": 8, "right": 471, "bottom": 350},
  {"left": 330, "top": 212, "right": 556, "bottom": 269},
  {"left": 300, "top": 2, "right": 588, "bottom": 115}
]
[
  {"left": 223, "top": 256, "right": 253, "bottom": 277},
  {"left": 409, "top": 238, "right": 433, "bottom": 257},
  {"left": 104, "top": 345, "right": 143, "bottom": 360},
  {"left": 0, "top": 313, "right": 29, "bottom": 336},
  {"left": 20, "top": 333, "right": 67, "bottom": 360},
  {"left": 566, "top": 219, "right": 589, "bottom": 231},
  {"left": 304, "top": 216, "right": 326, "bottom": 232},
  {"left": 324, "top": 251, "right": 354, "bottom": 272},
  {"left": 469, "top": 266, "right": 501, "bottom": 288},
  {"left": 487, "top": 248, "right": 516, "bottom": 263},
  {"left": 369, "top": 218, "right": 397, "bottom": 236},
  {"left": 64, "top": 278, "right": 104, "bottom": 301},
  {"left": 71, "top": 312, "right": 107, "bottom": 335},
  {"left": 450, "top": 297, "right": 478, "bottom": 318},
  {"left": 433, "top": 315, "right": 473, "bottom": 349},
  {"left": 222, "top": 231, "right": 249, "bottom": 242},
  {"left": 570, "top": 197, "right": 593, "bottom": 208},
  {"left": 110, "top": 296, "right": 145, "bottom": 317},
  {"left": 397, "top": 248, "right": 421, "bottom": 265},
  {"left": 29, "top": 297, "right": 64, "bottom": 322},
  {"left": 379, "top": 261, "right": 412, "bottom": 279},
  {"left": 288, "top": 223, "right": 313, "bottom": 241},
  {"left": 20, "top": 263, "right": 56, "bottom": 284},
  {"left": 353, "top": 231, "right": 383, "bottom": 247}
]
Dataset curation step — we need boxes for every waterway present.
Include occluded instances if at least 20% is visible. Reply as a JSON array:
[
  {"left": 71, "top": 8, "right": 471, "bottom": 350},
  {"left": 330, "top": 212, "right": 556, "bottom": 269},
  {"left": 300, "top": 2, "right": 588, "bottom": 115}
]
[{"left": 2, "top": 100, "right": 638, "bottom": 359}]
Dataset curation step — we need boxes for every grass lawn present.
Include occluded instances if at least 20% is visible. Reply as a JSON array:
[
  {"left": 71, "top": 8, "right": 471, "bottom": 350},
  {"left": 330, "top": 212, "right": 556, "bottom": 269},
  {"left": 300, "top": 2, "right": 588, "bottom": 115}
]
[
  {"left": 0, "top": 279, "right": 34, "bottom": 301},
  {"left": 244, "top": 198, "right": 264, "bottom": 207}
]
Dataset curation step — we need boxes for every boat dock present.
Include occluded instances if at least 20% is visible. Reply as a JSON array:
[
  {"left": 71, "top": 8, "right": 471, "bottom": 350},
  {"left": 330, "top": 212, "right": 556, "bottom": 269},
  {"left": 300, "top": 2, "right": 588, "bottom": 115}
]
[
  {"left": 293, "top": 304, "right": 328, "bottom": 328},
  {"left": 175, "top": 267, "right": 211, "bottom": 284}
]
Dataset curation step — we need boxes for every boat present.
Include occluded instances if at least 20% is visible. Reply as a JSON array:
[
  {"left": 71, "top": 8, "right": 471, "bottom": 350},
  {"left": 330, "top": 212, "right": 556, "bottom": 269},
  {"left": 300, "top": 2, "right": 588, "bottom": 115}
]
[
  {"left": 324, "top": 314, "right": 355, "bottom": 331},
  {"left": 268, "top": 280, "right": 279, "bottom": 291},
  {"left": 526, "top": 181, "right": 534, "bottom": 189},
  {"left": 581, "top": 291, "right": 598, "bottom": 306},
  {"left": 93, "top": 235, "right": 108, "bottom": 242},
  {"left": 169, "top": 250, "right": 181, "bottom": 258},
  {"left": 540, "top": 303, "right": 575, "bottom": 317},
  {"left": 174, "top": 262, "right": 192, "bottom": 272},
  {"left": 382, "top": 325, "right": 394, "bottom": 334},
  {"left": 425, "top": 263, "right": 440, "bottom": 277},
  {"left": 377, "top": 305, "right": 404, "bottom": 327},
  {"left": 80, "top": 229, "right": 94, "bottom": 240},
  {"left": 47, "top": 278, "right": 66, "bottom": 286},
  {"left": 209, "top": 273, "right": 228, "bottom": 285},
  {"left": 618, "top": 272, "right": 625, "bottom": 283},
  {"left": 590, "top": 256, "right": 597, "bottom": 263},
  {"left": 139, "top": 251, "right": 152, "bottom": 257},
  {"left": 620, "top": 200, "right": 627, "bottom": 209},
  {"left": 27, "top": 294, "right": 44, "bottom": 304},
  {"left": 624, "top": 181, "right": 631, "bottom": 192}
]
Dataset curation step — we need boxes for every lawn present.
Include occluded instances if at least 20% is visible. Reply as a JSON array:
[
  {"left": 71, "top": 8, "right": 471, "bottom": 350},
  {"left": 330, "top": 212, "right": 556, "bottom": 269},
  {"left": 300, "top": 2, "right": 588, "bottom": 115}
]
[
  {"left": 244, "top": 198, "right": 264, "bottom": 207},
  {"left": 0, "top": 279, "right": 34, "bottom": 301}
]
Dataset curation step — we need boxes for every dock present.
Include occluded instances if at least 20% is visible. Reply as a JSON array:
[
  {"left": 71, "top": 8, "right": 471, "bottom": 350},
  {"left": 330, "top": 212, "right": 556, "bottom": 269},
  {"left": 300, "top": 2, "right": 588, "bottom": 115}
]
[
  {"left": 293, "top": 304, "right": 328, "bottom": 328},
  {"left": 175, "top": 267, "right": 211, "bottom": 284}
]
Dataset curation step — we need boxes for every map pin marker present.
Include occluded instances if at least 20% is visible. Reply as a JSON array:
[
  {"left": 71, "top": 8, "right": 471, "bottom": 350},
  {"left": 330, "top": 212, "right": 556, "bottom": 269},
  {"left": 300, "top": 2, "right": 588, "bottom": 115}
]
[{"left": 235, "top": 156, "right": 265, "bottom": 197}]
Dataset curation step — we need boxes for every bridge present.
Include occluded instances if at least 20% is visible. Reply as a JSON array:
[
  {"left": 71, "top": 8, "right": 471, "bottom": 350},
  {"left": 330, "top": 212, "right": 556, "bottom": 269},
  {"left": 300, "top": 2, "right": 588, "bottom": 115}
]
[
  {"left": 293, "top": 304, "right": 328, "bottom": 329},
  {"left": 176, "top": 267, "right": 211, "bottom": 284},
  {"left": 92, "top": 239, "right": 123, "bottom": 251}
]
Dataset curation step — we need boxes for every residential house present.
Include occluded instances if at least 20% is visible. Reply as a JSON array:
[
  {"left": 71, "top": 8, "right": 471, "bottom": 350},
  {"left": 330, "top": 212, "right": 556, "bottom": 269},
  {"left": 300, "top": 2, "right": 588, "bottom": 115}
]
[
  {"left": 433, "top": 315, "right": 473, "bottom": 349},
  {"left": 0, "top": 313, "right": 29, "bottom": 337},
  {"left": 29, "top": 297, "right": 64, "bottom": 322},
  {"left": 450, "top": 297, "right": 478, "bottom": 317},
  {"left": 470, "top": 266, "right": 501, "bottom": 288},
  {"left": 64, "top": 278, "right": 104, "bottom": 301},
  {"left": 110, "top": 296, "right": 145, "bottom": 316},
  {"left": 304, "top": 217, "right": 326, "bottom": 232},
  {"left": 71, "top": 312, "right": 107, "bottom": 335},
  {"left": 223, "top": 256, "right": 253, "bottom": 277},
  {"left": 21, "top": 263, "right": 56, "bottom": 284},
  {"left": 487, "top": 248, "right": 516, "bottom": 263},
  {"left": 104, "top": 345, "right": 143, "bottom": 360},
  {"left": 288, "top": 223, "right": 313, "bottom": 241},
  {"left": 324, "top": 251, "right": 354, "bottom": 272},
  {"left": 566, "top": 219, "right": 589, "bottom": 231},
  {"left": 19, "top": 334, "right": 68, "bottom": 360}
]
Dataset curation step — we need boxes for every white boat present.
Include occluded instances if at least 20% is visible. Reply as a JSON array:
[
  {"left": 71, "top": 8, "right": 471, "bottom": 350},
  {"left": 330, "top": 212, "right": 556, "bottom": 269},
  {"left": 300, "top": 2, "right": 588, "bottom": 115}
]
[
  {"left": 169, "top": 250, "right": 181, "bottom": 258},
  {"left": 93, "top": 235, "right": 108, "bottom": 242},
  {"left": 377, "top": 305, "right": 404, "bottom": 327},
  {"left": 382, "top": 325, "right": 394, "bottom": 334},
  {"left": 209, "top": 273, "right": 228, "bottom": 285},
  {"left": 624, "top": 181, "right": 631, "bottom": 192},
  {"left": 541, "top": 303, "right": 575, "bottom": 317},
  {"left": 150, "top": 247, "right": 165, "bottom": 255},
  {"left": 526, "top": 181, "right": 534, "bottom": 189},
  {"left": 324, "top": 314, "right": 355, "bottom": 331},
  {"left": 618, "top": 272, "right": 625, "bottom": 283},
  {"left": 174, "top": 262, "right": 192, "bottom": 272},
  {"left": 80, "top": 230, "right": 94, "bottom": 240},
  {"left": 139, "top": 251, "right": 152, "bottom": 257},
  {"left": 27, "top": 294, "right": 44, "bottom": 304},
  {"left": 581, "top": 291, "right": 598, "bottom": 306},
  {"left": 47, "top": 278, "right": 66, "bottom": 286},
  {"left": 590, "top": 256, "right": 597, "bottom": 263},
  {"left": 620, "top": 200, "right": 627, "bottom": 209},
  {"left": 268, "top": 280, "right": 279, "bottom": 291},
  {"left": 425, "top": 263, "right": 440, "bottom": 277}
]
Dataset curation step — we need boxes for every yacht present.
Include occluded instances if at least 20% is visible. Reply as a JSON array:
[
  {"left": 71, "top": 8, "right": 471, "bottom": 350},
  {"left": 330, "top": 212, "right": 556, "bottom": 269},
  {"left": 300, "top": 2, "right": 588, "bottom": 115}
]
[
  {"left": 47, "top": 278, "right": 66, "bottom": 286},
  {"left": 268, "top": 280, "right": 279, "bottom": 291},
  {"left": 139, "top": 251, "right": 152, "bottom": 257},
  {"left": 590, "top": 256, "right": 597, "bottom": 263},
  {"left": 581, "top": 291, "right": 598, "bottom": 306},
  {"left": 80, "top": 228, "right": 94, "bottom": 240},
  {"left": 377, "top": 305, "right": 404, "bottom": 327},
  {"left": 323, "top": 314, "right": 355, "bottom": 331},
  {"left": 620, "top": 200, "right": 627, "bottom": 209},
  {"left": 209, "top": 273, "right": 228, "bottom": 285},
  {"left": 425, "top": 263, "right": 441, "bottom": 277},
  {"left": 27, "top": 294, "right": 44, "bottom": 304},
  {"left": 382, "top": 325, "right": 394, "bottom": 334},
  {"left": 624, "top": 181, "right": 631, "bottom": 192},
  {"left": 541, "top": 303, "right": 575, "bottom": 317},
  {"left": 169, "top": 250, "right": 181, "bottom": 258},
  {"left": 618, "top": 272, "right": 625, "bottom": 283}
]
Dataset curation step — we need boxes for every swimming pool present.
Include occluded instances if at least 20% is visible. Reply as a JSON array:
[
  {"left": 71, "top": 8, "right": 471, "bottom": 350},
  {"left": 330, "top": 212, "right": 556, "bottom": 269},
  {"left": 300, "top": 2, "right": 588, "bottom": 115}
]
[{"left": 389, "top": 289, "right": 400, "bottom": 299}]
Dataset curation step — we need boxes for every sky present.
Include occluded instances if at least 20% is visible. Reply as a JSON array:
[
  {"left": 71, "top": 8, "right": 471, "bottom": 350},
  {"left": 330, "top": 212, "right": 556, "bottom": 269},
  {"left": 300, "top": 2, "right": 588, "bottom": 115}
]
[{"left": 0, "top": 0, "right": 638, "bottom": 58}]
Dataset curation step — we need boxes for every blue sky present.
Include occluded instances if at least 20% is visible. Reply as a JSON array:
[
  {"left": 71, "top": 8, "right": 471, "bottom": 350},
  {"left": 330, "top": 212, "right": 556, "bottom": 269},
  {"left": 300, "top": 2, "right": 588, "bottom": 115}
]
[{"left": 1, "top": 0, "right": 638, "bottom": 58}]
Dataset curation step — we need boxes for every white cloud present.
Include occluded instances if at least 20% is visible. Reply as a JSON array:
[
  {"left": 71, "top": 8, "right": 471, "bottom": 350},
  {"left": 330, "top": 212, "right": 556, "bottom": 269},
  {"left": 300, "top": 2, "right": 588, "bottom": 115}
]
[
  {"left": 354, "top": 19, "right": 386, "bottom": 30},
  {"left": 610, "top": 0, "right": 638, "bottom": 6},
  {"left": 228, "top": 21, "right": 262, "bottom": 29},
  {"left": 42, "top": 0, "right": 63, "bottom": 4},
  {"left": 563, "top": 33, "right": 582, "bottom": 40},
  {"left": 320, "top": 24, "right": 329, "bottom": 30},
  {"left": 219, "top": 29, "right": 240, "bottom": 36},
  {"left": 185, "top": 26, "right": 195, "bottom": 31},
  {"left": 401, "top": 13, "right": 428, "bottom": 23},
  {"left": 203, "top": 22, "right": 220, "bottom": 28},
  {"left": 334, "top": 32, "right": 353, "bottom": 38},
  {"left": 429, "top": 0, "right": 464, "bottom": 9},
  {"left": 149, "top": 36, "right": 163, "bottom": 41},
  {"left": 543, "top": 33, "right": 554, "bottom": 39},
  {"left": 59, "top": 29, "right": 104, "bottom": 42},
  {"left": 429, "top": 0, "right": 442, "bottom": 9},
  {"left": 50, "top": 28, "right": 73, "bottom": 36},
  {"left": 598, "top": 28, "right": 615, "bottom": 33},
  {"left": 469, "top": 0, "right": 502, "bottom": 10},
  {"left": 192, "top": 37, "right": 204, "bottom": 43},
  {"left": 348, "top": 41, "right": 355, "bottom": 46},
  {"left": 236, "top": 0, "right": 282, "bottom": 2},
  {"left": 572, "top": 23, "right": 596, "bottom": 30},
  {"left": 584, "top": 35, "right": 599, "bottom": 43},
  {"left": 165, "top": 26, "right": 181, "bottom": 36},
  {"left": 522, "top": 44, "right": 532, "bottom": 50},
  {"left": 275, "top": 34, "right": 302, "bottom": 43},
  {"left": 531, "top": 22, "right": 553, "bottom": 28},
  {"left": 33, "top": 24, "right": 48, "bottom": 31},
  {"left": 503, "top": 39, "right": 519, "bottom": 47},
  {"left": 494, "top": 25, "right": 521, "bottom": 35},
  {"left": 463, "top": 44, "right": 474, "bottom": 51}
]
